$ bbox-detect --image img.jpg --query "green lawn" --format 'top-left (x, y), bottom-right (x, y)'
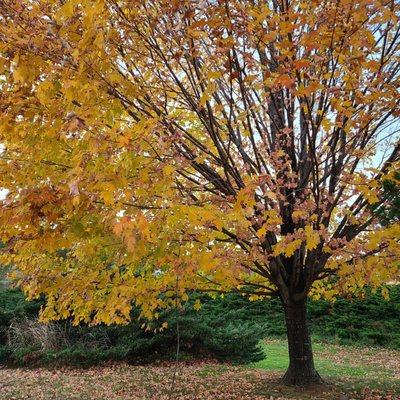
top-left (253, 339), bottom-right (400, 394)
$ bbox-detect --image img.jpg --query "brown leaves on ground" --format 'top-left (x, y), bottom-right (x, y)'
top-left (0, 361), bottom-right (398, 400)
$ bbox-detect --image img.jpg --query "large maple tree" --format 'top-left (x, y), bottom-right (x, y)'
top-left (0, 0), bottom-right (399, 385)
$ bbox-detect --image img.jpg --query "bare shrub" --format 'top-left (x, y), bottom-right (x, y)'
top-left (7, 318), bottom-right (70, 352)
top-left (7, 318), bottom-right (111, 353)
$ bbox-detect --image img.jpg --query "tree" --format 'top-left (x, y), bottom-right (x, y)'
top-left (372, 171), bottom-right (400, 224)
top-left (0, 0), bottom-right (399, 385)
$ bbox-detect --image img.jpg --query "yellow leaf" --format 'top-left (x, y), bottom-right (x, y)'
top-left (101, 190), bottom-right (114, 205)
top-left (161, 321), bottom-right (168, 330)
top-left (72, 195), bottom-right (80, 207)
top-left (182, 292), bottom-right (189, 302)
top-left (163, 165), bottom-right (175, 177)
top-left (381, 287), bottom-right (390, 301)
top-left (292, 210), bottom-right (307, 220)
top-left (199, 91), bottom-right (211, 107)
top-left (94, 31), bottom-right (104, 49)
top-left (284, 239), bottom-right (302, 257)
top-left (304, 225), bottom-right (320, 251)
top-left (257, 224), bottom-right (267, 238)
top-left (193, 299), bottom-right (202, 311)
top-left (56, 1), bottom-right (75, 21)
top-left (207, 70), bottom-right (223, 79)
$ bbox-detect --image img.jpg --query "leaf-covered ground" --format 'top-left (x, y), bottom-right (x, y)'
top-left (1, 340), bottom-right (399, 400)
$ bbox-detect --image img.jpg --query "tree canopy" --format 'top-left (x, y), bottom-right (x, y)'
top-left (0, 0), bottom-right (399, 328)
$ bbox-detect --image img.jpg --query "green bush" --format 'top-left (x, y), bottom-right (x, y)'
top-left (142, 293), bottom-right (267, 363)
top-left (1, 286), bottom-right (399, 367)
top-left (307, 286), bottom-right (400, 348)
top-left (237, 286), bottom-right (400, 349)
top-left (0, 291), bottom-right (267, 366)
top-left (93, 293), bottom-right (266, 364)
top-left (0, 345), bottom-right (8, 363)
top-left (41, 346), bottom-right (128, 367)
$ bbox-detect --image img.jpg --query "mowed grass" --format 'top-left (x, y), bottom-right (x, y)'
top-left (253, 339), bottom-right (400, 395)
top-left (1, 339), bottom-right (399, 400)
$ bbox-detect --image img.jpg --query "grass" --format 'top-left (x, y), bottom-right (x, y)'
top-left (1, 339), bottom-right (399, 399)
top-left (253, 338), bottom-right (400, 395)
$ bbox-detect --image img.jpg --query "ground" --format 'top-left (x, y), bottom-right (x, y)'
top-left (1, 339), bottom-right (399, 400)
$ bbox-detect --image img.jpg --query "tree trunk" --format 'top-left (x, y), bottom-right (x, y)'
top-left (282, 297), bottom-right (322, 385)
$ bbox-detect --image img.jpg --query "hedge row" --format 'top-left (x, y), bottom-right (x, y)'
top-left (0, 286), bottom-right (399, 366)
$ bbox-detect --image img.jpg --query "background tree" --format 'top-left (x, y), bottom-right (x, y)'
top-left (0, 0), bottom-right (399, 385)
top-left (372, 171), bottom-right (400, 224)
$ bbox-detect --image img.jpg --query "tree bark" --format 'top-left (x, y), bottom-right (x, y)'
top-left (282, 297), bottom-right (322, 385)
